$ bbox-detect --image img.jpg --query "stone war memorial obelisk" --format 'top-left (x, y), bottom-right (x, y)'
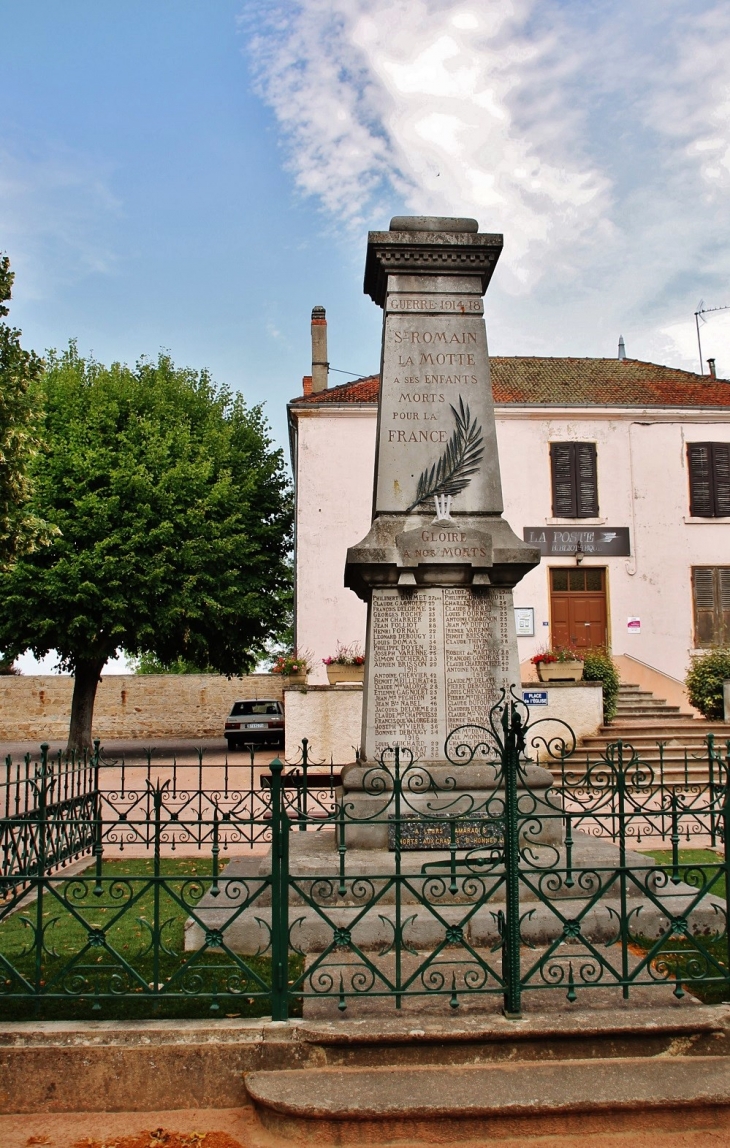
top-left (346, 216), bottom-right (540, 766)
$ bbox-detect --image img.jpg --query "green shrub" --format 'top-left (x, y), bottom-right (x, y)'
top-left (685, 650), bottom-right (730, 720)
top-left (582, 649), bottom-right (620, 724)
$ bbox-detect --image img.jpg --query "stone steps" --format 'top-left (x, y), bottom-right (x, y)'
top-left (584, 728), bottom-right (722, 742)
top-left (187, 833), bottom-right (713, 955)
top-left (613, 705), bottom-right (685, 716)
top-left (245, 1055), bottom-right (730, 1142)
top-left (611, 683), bottom-right (690, 720)
top-left (551, 683), bottom-right (730, 779)
top-left (187, 886), bottom-right (717, 955)
top-left (2, 1007), bottom-right (728, 1130)
top-left (296, 1010), bottom-right (730, 1060)
top-left (295, 1007), bottom-right (730, 1065)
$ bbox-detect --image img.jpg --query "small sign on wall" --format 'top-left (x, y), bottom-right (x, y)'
top-left (523, 527), bottom-right (631, 556)
top-left (627, 616), bottom-right (641, 634)
top-left (523, 690), bottom-right (549, 706)
top-left (514, 607), bottom-right (534, 636)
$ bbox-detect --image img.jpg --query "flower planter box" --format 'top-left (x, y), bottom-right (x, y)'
top-left (537, 661), bottom-right (584, 683)
top-left (326, 664), bottom-right (365, 685)
top-left (282, 672), bottom-right (308, 687)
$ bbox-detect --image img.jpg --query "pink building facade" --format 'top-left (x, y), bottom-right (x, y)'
top-left (288, 322), bottom-right (730, 693)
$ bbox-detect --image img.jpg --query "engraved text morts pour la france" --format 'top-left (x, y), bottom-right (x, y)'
top-left (345, 217), bottom-right (540, 765)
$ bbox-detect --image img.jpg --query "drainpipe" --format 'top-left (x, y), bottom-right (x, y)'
top-left (625, 422), bottom-right (640, 577)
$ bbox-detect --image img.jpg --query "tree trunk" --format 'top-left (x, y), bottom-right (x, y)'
top-left (67, 657), bottom-right (107, 755)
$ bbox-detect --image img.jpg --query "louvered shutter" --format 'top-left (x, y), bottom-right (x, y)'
top-left (720, 568), bottom-right (730, 645)
top-left (693, 567), bottom-right (717, 646)
top-left (688, 444), bottom-right (714, 517)
top-left (550, 443), bottom-right (576, 518)
top-left (712, 444), bottom-right (730, 516)
top-left (575, 442), bottom-right (599, 517)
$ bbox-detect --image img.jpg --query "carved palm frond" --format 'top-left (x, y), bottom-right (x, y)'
top-left (406, 397), bottom-right (484, 512)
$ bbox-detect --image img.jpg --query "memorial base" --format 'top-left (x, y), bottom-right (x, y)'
top-left (186, 831), bottom-right (710, 958)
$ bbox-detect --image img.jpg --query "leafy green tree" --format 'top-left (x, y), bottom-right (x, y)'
top-left (0, 344), bottom-right (293, 751)
top-left (0, 255), bottom-right (47, 565)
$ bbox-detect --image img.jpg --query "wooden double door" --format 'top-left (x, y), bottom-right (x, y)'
top-left (550, 567), bottom-right (607, 650)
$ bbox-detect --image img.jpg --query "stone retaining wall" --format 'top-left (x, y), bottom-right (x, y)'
top-left (0, 674), bottom-right (284, 741)
top-left (284, 680), bottom-right (604, 765)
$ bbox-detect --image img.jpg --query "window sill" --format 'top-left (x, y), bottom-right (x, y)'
top-left (545, 518), bottom-right (607, 526)
top-left (683, 516), bottom-right (730, 524)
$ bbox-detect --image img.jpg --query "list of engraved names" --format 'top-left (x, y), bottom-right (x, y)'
top-left (369, 587), bottom-right (515, 760)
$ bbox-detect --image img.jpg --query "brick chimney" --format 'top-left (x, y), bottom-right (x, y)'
top-left (311, 305), bottom-right (328, 393)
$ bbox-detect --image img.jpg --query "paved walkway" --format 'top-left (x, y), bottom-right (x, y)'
top-left (1, 1106), bottom-right (728, 1147)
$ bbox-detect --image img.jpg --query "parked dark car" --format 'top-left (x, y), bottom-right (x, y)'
top-left (224, 699), bottom-right (284, 750)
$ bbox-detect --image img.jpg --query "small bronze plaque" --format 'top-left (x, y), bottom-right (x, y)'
top-left (388, 814), bottom-right (503, 851)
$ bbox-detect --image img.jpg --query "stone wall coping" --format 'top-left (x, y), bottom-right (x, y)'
top-left (521, 681), bottom-right (602, 689)
top-left (5, 672), bottom-right (277, 684)
top-left (1, 1005), bottom-right (727, 1046)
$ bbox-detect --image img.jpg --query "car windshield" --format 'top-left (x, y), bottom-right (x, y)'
top-left (230, 701), bottom-right (281, 716)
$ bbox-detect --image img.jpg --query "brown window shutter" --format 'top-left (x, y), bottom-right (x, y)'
top-left (720, 568), bottom-right (730, 645)
top-left (575, 442), bottom-right (598, 517)
top-left (688, 443), bottom-right (714, 516)
top-left (693, 566), bottom-right (718, 646)
top-left (550, 442), bottom-right (576, 518)
top-left (712, 444), bottom-right (730, 516)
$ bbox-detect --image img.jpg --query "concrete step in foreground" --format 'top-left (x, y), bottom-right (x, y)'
top-left (245, 1056), bottom-right (730, 1142)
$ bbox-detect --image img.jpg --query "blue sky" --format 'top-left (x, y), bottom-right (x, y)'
top-left (3, 0), bottom-right (730, 670)
top-left (1, 1), bottom-right (385, 455)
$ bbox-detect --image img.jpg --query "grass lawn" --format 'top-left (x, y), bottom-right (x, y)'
top-left (639, 848), bottom-right (725, 888)
top-left (637, 847), bottom-right (729, 1003)
top-left (0, 857), bottom-right (302, 1021)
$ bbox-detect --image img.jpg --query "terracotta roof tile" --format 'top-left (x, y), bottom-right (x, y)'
top-left (290, 374), bottom-right (380, 406)
top-left (289, 359), bottom-right (730, 409)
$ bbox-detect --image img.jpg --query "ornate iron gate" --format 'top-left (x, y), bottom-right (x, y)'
top-left (273, 696), bottom-right (730, 1019)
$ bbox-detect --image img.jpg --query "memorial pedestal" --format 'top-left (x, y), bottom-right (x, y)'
top-left (338, 758), bottom-right (560, 850)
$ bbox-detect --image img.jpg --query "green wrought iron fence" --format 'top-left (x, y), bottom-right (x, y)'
top-left (0, 700), bottom-right (729, 1020)
top-left (1, 746), bottom-right (98, 894)
top-left (1, 739), bottom-right (339, 892)
top-left (0, 740), bottom-right (337, 1018)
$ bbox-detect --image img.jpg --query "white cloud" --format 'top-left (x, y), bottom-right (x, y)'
top-left (245, 0), bottom-right (730, 377)
top-left (246, 0), bottom-right (610, 291)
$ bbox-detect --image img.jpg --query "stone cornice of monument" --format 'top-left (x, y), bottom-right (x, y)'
top-left (364, 217), bottom-right (503, 308)
top-left (345, 215), bottom-right (539, 602)
top-left (344, 513), bottom-right (540, 600)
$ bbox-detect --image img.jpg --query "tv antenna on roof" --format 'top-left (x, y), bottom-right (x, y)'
top-left (695, 301), bottom-right (730, 374)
